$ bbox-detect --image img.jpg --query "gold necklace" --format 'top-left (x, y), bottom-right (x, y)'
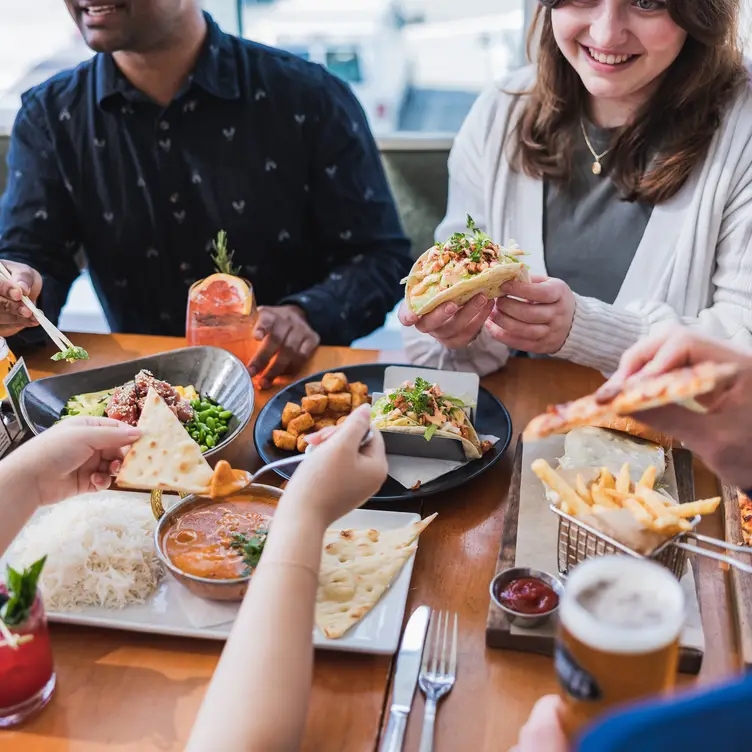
top-left (580, 118), bottom-right (610, 175)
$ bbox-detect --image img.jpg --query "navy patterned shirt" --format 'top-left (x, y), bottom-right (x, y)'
top-left (0, 14), bottom-right (411, 346)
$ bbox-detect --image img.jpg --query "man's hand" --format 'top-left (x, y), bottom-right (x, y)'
top-left (0, 260), bottom-right (43, 337)
top-left (596, 328), bottom-right (752, 489)
top-left (249, 305), bottom-right (320, 388)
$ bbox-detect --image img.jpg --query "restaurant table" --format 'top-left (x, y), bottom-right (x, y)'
top-left (0, 334), bottom-right (741, 752)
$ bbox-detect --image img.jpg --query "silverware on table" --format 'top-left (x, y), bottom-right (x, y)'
top-left (380, 605), bottom-right (431, 752)
top-left (418, 610), bottom-right (458, 752)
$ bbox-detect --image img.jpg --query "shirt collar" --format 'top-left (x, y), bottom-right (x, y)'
top-left (96, 13), bottom-right (241, 109)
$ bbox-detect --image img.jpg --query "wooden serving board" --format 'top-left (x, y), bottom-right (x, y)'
top-left (486, 436), bottom-right (704, 674)
top-left (721, 484), bottom-right (752, 668)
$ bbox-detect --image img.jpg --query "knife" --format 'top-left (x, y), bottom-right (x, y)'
top-left (380, 605), bottom-right (431, 752)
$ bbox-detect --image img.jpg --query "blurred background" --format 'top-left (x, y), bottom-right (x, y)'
top-left (0, 0), bottom-right (749, 348)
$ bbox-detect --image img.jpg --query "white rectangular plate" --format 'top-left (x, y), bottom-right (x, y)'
top-left (3, 506), bottom-right (422, 656)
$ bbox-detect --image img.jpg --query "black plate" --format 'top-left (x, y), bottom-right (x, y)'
top-left (20, 346), bottom-right (254, 459)
top-left (253, 363), bottom-right (513, 501)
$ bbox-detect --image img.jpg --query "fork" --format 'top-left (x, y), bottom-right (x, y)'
top-left (418, 610), bottom-right (458, 752)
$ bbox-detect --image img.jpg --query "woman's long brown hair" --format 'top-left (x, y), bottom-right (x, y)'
top-left (513, 1), bottom-right (748, 204)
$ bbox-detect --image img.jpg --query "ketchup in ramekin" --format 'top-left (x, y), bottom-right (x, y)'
top-left (498, 576), bottom-right (560, 615)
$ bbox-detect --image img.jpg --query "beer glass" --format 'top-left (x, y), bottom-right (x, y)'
top-left (555, 556), bottom-right (685, 740)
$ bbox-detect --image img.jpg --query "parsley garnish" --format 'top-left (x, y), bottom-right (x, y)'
top-left (210, 230), bottom-right (241, 276)
top-left (439, 215), bottom-right (494, 260)
top-left (229, 530), bottom-right (268, 574)
top-left (386, 377), bottom-right (432, 416)
top-left (1, 557), bottom-right (46, 628)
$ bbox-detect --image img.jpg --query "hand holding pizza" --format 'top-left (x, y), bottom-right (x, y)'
top-left (596, 328), bottom-right (752, 488)
top-left (484, 276), bottom-right (576, 354)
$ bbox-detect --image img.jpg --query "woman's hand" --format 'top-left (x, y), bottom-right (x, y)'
top-left (398, 294), bottom-right (495, 349)
top-left (8, 416), bottom-right (140, 507)
top-left (595, 328), bottom-right (752, 489)
top-left (509, 695), bottom-right (568, 752)
top-left (485, 276), bottom-right (576, 354)
top-left (282, 405), bottom-right (388, 527)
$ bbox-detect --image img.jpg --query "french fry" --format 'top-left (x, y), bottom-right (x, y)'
top-left (670, 498), bottom-right (721, 519)
top-left (635, 485), bottom-right (674, 519)
top-left (560, 501), bottom-right (574, 516)
top-left (616, 463), bottom-right (631, 494)
top-left (638, 465), bottom-right (658, 490)
top-left (650, 515), bottom-right (693, 536)
top-left (591, 486), bottom-right (620, 509)
top-left (531, 459), bottom-right (592, 516)
top-left (621, 497), bottom-right (654, 526)
top-left (576, 474), bottom-right (593, 505)
top-left (598, 468), bottom-right (615, 490)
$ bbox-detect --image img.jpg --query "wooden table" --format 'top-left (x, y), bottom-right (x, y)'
top-left (1, 334), bottom-right (741, 752)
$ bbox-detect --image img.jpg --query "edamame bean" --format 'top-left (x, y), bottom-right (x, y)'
top-left (219, 410), bottom-right (232, 420)
top-left (206, 416), bottom-right (216, 430)
top-left (205, 435), bottom-right (216, 448)
top-left (217, 426), bottom-right (228, 435)
top-left (200, 444), bottom-right (208, 452)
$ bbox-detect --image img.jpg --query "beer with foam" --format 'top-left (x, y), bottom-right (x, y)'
top-left (555, 556), bottom-right (685, 739)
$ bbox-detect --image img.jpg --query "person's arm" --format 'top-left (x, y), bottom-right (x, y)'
top-left (0, 461), bottom-right (39, 556)
top-left (187, 408), bottom-right (387, 752)
top-left (277, 75), bottom-right (412, 346)
top-left (0, 91), bottom-right (82, 346)
top-left (401, 87), bottom-right (511, 375)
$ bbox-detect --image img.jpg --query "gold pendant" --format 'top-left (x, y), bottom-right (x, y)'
top-left (592, 161), bottom-right (602, 176)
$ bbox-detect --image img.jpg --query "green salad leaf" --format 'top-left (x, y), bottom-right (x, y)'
top-left (51, 345), bottom-right (89, 363)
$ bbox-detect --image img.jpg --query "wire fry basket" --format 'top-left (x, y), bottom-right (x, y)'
top-left (551, 504), bottom-right (696, 580)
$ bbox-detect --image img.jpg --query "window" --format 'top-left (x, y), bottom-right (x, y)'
top-left (325, 48), bottom-right (363, 85)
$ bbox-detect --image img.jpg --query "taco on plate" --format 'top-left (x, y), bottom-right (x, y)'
top-left (371, 377), bottom-right (482, 460)
top-left (402, 215), bottom-right (530, 317)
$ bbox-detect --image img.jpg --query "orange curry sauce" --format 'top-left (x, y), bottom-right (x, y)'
top-left (162, 499), bottom-right (274, 580)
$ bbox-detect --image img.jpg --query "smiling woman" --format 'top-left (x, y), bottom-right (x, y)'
top-left (401, 0), bottom-right (752, 380)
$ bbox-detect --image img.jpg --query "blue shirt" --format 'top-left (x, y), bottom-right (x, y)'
top-left (579, 672), bottom-right (752, 751)
top-left (0, 14), bottom-right (411, 345)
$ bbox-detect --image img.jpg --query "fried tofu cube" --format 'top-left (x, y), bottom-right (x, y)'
top-left (296, 433), bottom-right (310, 453)
top-left (287, 412), bottom-right (314, 437)
top-left (348, 381), bottom-right (369, 397)
top-left (327, 392), bottom-right (352, 412)
top-left (301, 394), bottom-right (328, 415)
top-left (281, 402), bottom-right (302, 428)
top-left (336, 415), bottom-right (348, 426)
top-left (305, 381), bottom-right (325, 396)
top-left (272, 429), bottom-right (297, 451)
top-left (351, 392), bottom-right (370, 409)
top-left (313, 417), bottom-right (337, 431)
top-left (322, 372), bottom-right (348, 393)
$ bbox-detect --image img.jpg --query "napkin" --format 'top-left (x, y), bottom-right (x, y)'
top-left (172, 581), bottom-right (239, 629)
top-left (386, 434), bottom-right (500, 488)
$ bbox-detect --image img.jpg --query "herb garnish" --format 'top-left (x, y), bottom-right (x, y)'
top-left (1, 557), bottom-right (46, 628)
top-left (51, 345), bottom-right (89, 363)
top-left (210, 230), bottom-right (241, 276)
top-left (229, 530), bottom-right (268, 574)
top-left (383, 376), bottom-right (432, 416)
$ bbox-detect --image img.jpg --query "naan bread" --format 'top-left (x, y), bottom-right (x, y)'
top-left (116, 387), bottom-right (214, 495)
top-left (524, 362), bottom-right (739, 440)
top-left (316, 513), bottom-right (437, 639)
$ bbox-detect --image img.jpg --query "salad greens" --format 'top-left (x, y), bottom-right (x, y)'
top-left (51, 345), bottom-right (90, 363)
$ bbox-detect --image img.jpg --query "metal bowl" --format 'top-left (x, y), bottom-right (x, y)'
top-left (153, 484), bottom-right (282, 602)
top-left (489, 567), bottom-right (564, 629)
top-left (20, 345), bottom-right (253, 460)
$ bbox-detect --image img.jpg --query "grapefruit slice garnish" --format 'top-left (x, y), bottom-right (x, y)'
top-left (191, 273), bottom-right (252, 315)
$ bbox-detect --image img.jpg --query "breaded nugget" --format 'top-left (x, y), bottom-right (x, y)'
top-left (287, 412), bottom-right (315, 437)
top-left (305, 381), bottom-right (324, 396)
top-left (348, 381), bottom-right (369, 396)
top-left (272, 429), bottom-right (297, 451)
top-left (322, 372), bottom-right (348, 393)
top-left (351, 392), bottom-right (370, 408)
top-left (296, 433), bottom-right (310, 453)
top-left (313, 417), bottom-right (337, 431)
top-left (281, 402), bottom-right (302, 428)
top-left (327, 392), bottom-right (352, 412)
top-left (301, 394), bottom-right (328, 415)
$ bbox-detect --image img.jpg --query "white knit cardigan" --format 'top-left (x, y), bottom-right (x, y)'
top-left (402, 66), bottom-right (752, 376)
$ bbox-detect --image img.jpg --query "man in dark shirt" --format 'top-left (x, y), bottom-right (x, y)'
top-left (0, 1), bottom-right (411, 386)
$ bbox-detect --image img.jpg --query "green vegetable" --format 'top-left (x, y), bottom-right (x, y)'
top-left (229, 530), bottom-right (268, 574)
top-left (210, 230), bottom-right (241, 276)
top-left (383, 376), bottom-right (432, 416)
top-left (206, 416), bottom-right (216, 430)
top-left (424, 423), bottom-right (439, 441)
top-left (51, 345), bottom-right (90, 363)
top-left (200, 444), bottom-right (208, 452)
top-left (1, 557), bottom-right (46, 628)
top-left (205, 435), bottom-right (215, 448)
top-left (59, 388), bottom-right (115, 420)
top-left (219, 410), bottom-right (232, 421)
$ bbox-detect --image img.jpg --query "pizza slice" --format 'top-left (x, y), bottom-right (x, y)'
top-left (315, 513), bottom-right (437, 639)
top-left (524, 362), bottom-right (739, 441)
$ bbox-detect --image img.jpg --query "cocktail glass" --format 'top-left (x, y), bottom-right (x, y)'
top-left (0, 587), bottom-right (56, 728)
top-left (186, 275), bottom-right (259, 367)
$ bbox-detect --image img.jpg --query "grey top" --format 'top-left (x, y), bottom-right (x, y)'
top-left (543, 121), bottom-right (654, 305)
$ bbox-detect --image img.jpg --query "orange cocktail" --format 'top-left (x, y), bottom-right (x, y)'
top-left (186, 232), bottom-right (259, 366)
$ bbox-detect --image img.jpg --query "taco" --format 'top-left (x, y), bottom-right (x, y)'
top-left (402, 215), bottom-right (530, 317)
top-left (371, 377), bottom-right (482, 460)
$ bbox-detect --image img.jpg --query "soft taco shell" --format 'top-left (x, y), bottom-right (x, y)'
top-left (404, 251), bottom-right (531, 317)
top-left (375, 421), bottom-right (483, 460)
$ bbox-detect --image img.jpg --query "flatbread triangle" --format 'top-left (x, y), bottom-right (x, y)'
top-left (116, 386), bottom-right (214, 495)
top-left (523, 362), bottom-right (739, 441)
top-left (315, 513), bottom-right (437, 639)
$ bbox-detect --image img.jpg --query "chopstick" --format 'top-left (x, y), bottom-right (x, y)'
top-left (0, 261), bottom-right (75, 355)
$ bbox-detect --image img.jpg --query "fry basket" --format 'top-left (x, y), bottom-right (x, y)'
top-left (551, 505), bottom-right (698, 580)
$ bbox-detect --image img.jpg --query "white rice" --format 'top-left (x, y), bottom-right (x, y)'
top-left (7, 492), bottom-right (163, 611)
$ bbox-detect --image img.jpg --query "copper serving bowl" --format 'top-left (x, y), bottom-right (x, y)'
top-left (153, 485), bottom-right (282, 602)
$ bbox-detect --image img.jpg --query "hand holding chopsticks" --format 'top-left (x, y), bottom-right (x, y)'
top-left (0, 261), bottom-right (89, 363)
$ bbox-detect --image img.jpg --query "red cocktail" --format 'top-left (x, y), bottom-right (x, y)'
top-left (186, 231), bottom-right (259, 366)
top-left (0, 586), bottom-right (56, 727)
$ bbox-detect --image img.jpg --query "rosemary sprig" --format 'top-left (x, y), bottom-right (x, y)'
top-left (210, 231), bottom-right (241, 276)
